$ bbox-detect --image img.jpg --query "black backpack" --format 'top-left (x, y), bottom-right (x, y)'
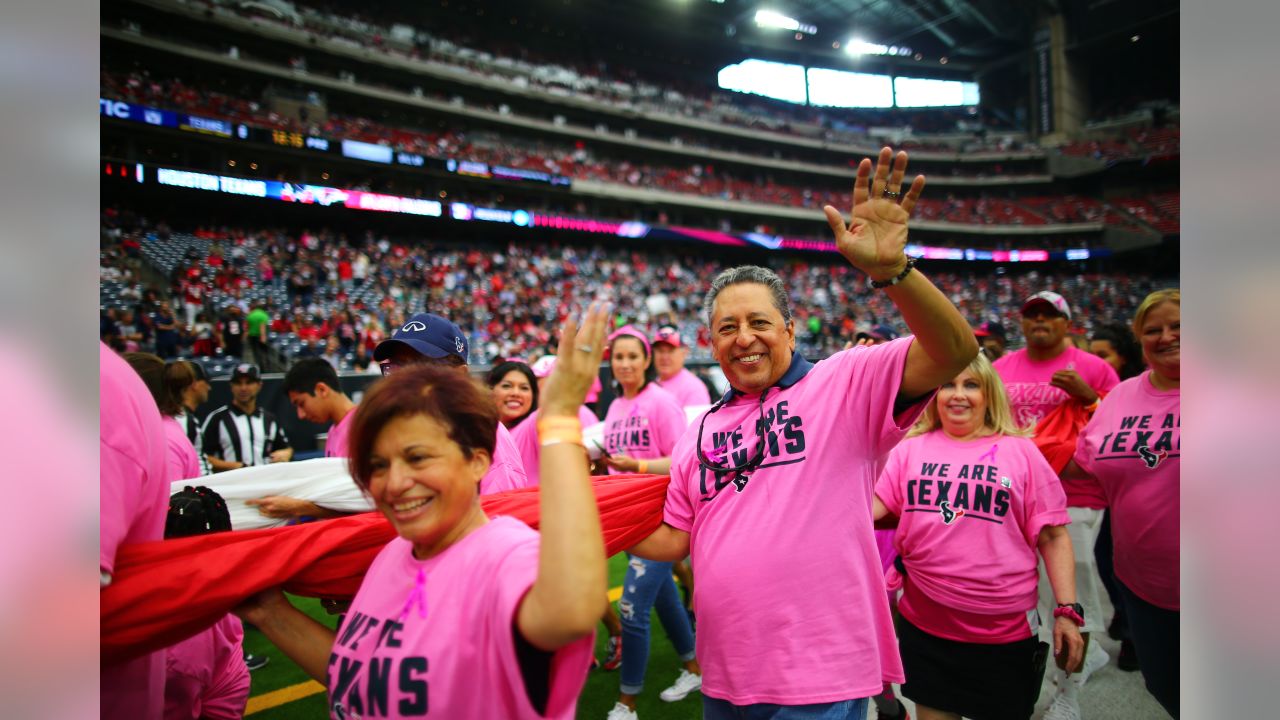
top-left (166, 485), bottom-right (233, 538)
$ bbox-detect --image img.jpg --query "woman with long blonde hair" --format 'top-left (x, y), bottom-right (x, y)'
top-left (873, 354), bottom-right (1083, 720)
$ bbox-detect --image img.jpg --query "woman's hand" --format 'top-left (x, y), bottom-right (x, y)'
top-left (823, 147), bottom-right (926, 283)
top-left (246, 495), bottom-right (315, 519)
top-left (602, 453), bottom-right (638, 473)
top-left (1053, 616), bottom-right (1086, 673)
top-left (540, 301), bottom-right (610, 418)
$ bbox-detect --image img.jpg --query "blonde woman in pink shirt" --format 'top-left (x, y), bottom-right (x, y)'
top-left (873, 353), bottom-right (1084, 720)
top-left (1062, 290), bottom-right (1180, 718)
top-left (232, 306), bottom-right (612, 719)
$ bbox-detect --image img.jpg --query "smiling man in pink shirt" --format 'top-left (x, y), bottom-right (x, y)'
top-left (629, 148), bottom-right (979, 718)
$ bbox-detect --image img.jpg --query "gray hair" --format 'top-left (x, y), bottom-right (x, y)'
top-left (702, 265), bottom-right (793, 326)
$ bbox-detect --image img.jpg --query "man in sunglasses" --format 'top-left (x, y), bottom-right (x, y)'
top-left (372, 312), bottom-right (529, 494)
top-left (630, 148), bottom-right (979, 719)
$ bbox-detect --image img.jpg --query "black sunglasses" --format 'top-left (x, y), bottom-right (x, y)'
top-left (695, 387), bottom-right (770, 474)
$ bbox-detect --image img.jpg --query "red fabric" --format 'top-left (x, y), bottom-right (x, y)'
top-left (1031, 398), bottom-right (1097, 474)
top-left (102, 474), bottom-right (668, 664)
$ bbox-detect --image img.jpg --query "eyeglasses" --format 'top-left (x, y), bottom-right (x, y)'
top-left (694, 388), bottom-right (770, 475)
top-left (379, 361), bottom-right (399, 376)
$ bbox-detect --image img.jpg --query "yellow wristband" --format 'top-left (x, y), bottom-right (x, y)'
top-left (637, 459), bottom-right (649, 474)
top-left (539, 429), bottom-right (584, 448)
top-left (541, 437), bottom-right (585, 449)
top-left (537, 416), bottom-right (583, 434)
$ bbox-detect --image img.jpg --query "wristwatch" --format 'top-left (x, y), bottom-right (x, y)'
top-left (1053, 602), bottom-right (1085, 626)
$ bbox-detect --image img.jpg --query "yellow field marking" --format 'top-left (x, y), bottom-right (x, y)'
top-left (245, 680), bottom-right (325, 715)
top-left (247, 584), bottom-right (629, 712)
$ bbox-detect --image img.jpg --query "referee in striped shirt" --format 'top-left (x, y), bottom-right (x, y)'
top-left (201, 363), bottom-right (293, 471)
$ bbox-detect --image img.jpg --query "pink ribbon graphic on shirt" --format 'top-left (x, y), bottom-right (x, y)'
top-left (401, 567), bottom-right (428, 621)
top-left (977, 443), bottom-right (999, 464)
top-left (704, 444), bottom-right (728, 465)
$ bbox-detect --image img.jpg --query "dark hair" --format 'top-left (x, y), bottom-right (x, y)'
top-left (1090, 323), bottom-right (1144, 380)
top-left (486, 361), bottom-right (539, 427)
top-left (703, 265), bottom-right (792, 326)
top-left (164, 361), bottom-right (196, 411)
top-left (347, 364), bottom-right (497, 491)
top-left (283, 357), bottom-right (342, 396)
top-left (123, 352), bottom-right (182, 416)
top-left (609, 334), bottom-right (657, 395)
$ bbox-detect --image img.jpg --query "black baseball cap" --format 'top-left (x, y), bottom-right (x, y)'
top-left (230, 363), bottom-right (261, 382)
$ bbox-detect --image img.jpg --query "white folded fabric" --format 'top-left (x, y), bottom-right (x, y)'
top-left (172, 458), bottom-right (374, 530)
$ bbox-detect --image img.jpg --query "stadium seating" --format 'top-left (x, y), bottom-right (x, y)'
top-left (100, 214), bottom-right (1174, 370)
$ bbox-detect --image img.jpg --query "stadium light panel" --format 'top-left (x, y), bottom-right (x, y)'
top-left (806, 67), bottom-right (894, 108)
top-left (893, 76), bottom-right (980, 107)
top-left (717, 59), bottom-right (808, 103)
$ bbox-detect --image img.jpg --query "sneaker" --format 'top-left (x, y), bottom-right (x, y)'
top-left (1117, 639), bottom-right (1140, 672)
top-left (605, 701), bottom-right (638, 720)
top-left (244, 653), bottom-right (270, 671)
top-left (658, 669), bottom-right (703, 702)
top-left (600, 635), bottom-right (622, 671)
top-left (1042, 689), bottom-right (1082, 720)
top-left (1078, 640), bottom-right (1109, 683)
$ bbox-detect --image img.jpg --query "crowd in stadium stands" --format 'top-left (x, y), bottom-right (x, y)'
top-left (102, 68), bottom-right (1176, 233)
top-left (100, 209), bottom-right (1172, 377)
top-left (1056, 125), bottom-right (1180, 164)
top-left (187, 0), bottom-right (1031, 148)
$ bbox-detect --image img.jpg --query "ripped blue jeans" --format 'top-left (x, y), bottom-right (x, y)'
top-left (618, 554), bottom-right (696, 695)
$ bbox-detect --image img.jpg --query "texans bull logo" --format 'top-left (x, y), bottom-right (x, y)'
top-left (939, 500), bottom-right (965, 525)
top-left (1137, 445), bottom-right (1168, 469)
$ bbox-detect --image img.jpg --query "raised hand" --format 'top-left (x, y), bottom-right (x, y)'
top-left (822, 146), bottom-right (926, 282)
top-left (540, 301), bottom-right (610, 418)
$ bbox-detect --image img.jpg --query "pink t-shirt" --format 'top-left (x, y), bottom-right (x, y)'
top-left (664, 338), bottom-right (926, 704)
top-left (482, 422), bottom-right (531, 493)
top-left (602, 383), bottom-right (687, 474)
top-left (327, 516), bottom-right (593, 719)
top-left (994, 346), bottom-right (1119, 507)
top-left (164, 614), bottom-right (250, 720)
top-left (508, 406), bottom-right (600, 487)
top-left (325, 407), bottom-right (357, 459)
top-left (875, 432), bottom-right (1070, 640)
top-left (101, 342), bottom-right (171, 720)
top-left (162, 415), bottom-right (201, 481)
top-left (658, 368), bottom-right (712, 409)
top-left (1074, 371), bottom-right (1180, 610)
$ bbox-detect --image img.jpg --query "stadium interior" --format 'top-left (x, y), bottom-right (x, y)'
top-left (100, 0), bottom-right (1179, 716)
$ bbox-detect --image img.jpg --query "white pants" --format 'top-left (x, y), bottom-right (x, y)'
top-left (1037, 506), bottom-right (1106, 635)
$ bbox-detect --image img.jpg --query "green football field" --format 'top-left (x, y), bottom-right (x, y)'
top-left (242, 553), bottom-right (704, 719)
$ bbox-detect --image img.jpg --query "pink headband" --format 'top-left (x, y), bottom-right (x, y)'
top-left (606, 325), bottom-right (651, 357)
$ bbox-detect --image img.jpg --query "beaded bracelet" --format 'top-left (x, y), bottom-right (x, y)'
top-left (869, 257), bottom-right (917, 289)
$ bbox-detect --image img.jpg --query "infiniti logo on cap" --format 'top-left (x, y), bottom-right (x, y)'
top-left (403, 320), bottom-right (427, 332)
